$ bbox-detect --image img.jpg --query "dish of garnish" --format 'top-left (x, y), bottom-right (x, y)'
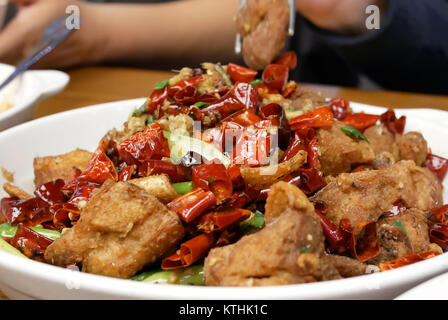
top-left (0, 54), bottom-right (447, 299)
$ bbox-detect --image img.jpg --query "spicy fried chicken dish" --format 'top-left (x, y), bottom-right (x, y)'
top-left (1, 53), bottom-right (447, 286)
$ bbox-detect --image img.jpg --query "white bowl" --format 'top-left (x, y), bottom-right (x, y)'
top-left (0, 99), bottom-right (446, 300)
top-left (395, 272), bottom-right (448, 300)
top-left (0, 63), bottom-right (69, 131)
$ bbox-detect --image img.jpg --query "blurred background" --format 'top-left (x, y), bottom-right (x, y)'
top-left (1, 0), bottom-right (447, 95)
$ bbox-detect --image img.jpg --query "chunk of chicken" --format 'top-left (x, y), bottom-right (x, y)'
top-left (317, 121), bottom-right (375, 176)
top-left (369, 208), bottom-right (442, 264)
top-left (364, 124), bottom-right (428, 166)
top-left (128, 175), bottom-right (179, 204)
top-left (204, 182), bottom-right (341, 286)
top-left (45, 180), bottom-right (184, 279)
top-left (236, 0), bottom-right (290, 70)
top-left (311, 160), bottom-right (443, 227)
top-left (33, 149), bottom-right (92, 187)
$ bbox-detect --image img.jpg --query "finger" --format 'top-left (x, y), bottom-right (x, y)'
top-left (0, 19), bottom-right (28, 64)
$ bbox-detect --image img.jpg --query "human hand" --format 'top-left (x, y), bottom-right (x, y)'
top-left (296, 0), bottom-right (385, 35)
top-left (0, 0), bottom-right (107, 68)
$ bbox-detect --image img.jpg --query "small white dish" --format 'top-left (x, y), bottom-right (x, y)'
top-left (0, 99), bottom-right (446, 300)
top-left (0, 63), bottom-right (69, 131)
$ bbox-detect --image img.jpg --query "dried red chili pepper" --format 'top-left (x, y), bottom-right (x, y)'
top-left (201, 82), bottom-right (258, 119)
top-left (196, 208), bottom-right (251, 233)
top-left (262, 64), bottom-right (289, 91)
top-left (378, 251), bottom-right (441, 271)
top-left (64, 149), bottom-right (118, 193)
top-left (148, 87), bottom-right (168, 116)
top-left (118, 164), bottom-right (137, 182)
top-left (167, 75), bottom-right (204, 98)
top-left (314, 208), bottom-right (346, 253)
top-left (161, 233), bottom-right (215, 270)
top-left (118, 123), bottom-right (170, 172)
top-left (10, 224), bottom-right (53, 261)
top-left (287, 169), bottom-right (327, 195)
top-left (173, 85), bottom-right (198, 105)
top-left (429, 222), bottom-right (448, 250)
top-left (192, 162), bottom-right (233, 203)
top-left (142, 160), bottom-right (187, 182)
top-left (67, 181), bottom-right (100, 206)
top-left (428, 204), bottom-right (448, 224)
top-left (34, 179), bottom-right (67, 206)
top-left (380, 109), bottom-right (406, 134)
top-left (227, 63), bottom-right (258, 83)
top-left (1, 197), bottom-right (53, 227)
top-left (52, 202), bottom-right (81, 229)
top-left (289, 107), bottom-right (334, 131)
top-left (342, 113), bottom-right (380, 132)
top-left (274, 51), bottom-right (298, 70)
top-left (340, 219), bottom-right (381, 262)
top-left (227, 187), bottom-right (259, 208)
top-left (223, 109), bottom-right (261, 127)
top-left (426, 153), bottom-right (448, 182)
top-left (167, 188), bottom-right (217, 223)
top-left (383, 200), bottom-right (408, 217)
top-left (282, 81), bottom-right (297, 98)
top-left (329, 98), bottom-right (350, 121)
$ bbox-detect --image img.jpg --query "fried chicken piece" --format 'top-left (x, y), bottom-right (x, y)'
top-left (364, 124), bottom-right (399, 160)
top-left (236, 0), bottom-right (290, 70)
top-left (128, 175), bottom-right (179, 204)
top-left (324, 255), bottom-right (367, 278)
top-left (396, 132), bottom-right (428, 166)
top-left (204, 182), bottom-right (341, 286)
top-left (364, 124), bottom-right (428, 166)
top-left (2, 183), bottom-right (33, 200)
top-left (317, 121), bottom-right (375, 176)
top-left (311, 161), bottom-right (443, 227)
top-left (369, 208), bottom-right (442, 264)
top-left (45, 180), bottom-right (184, 279)
top-left (33, 149), bottom-right (92, 187)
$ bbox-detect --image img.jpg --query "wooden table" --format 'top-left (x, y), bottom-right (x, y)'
top-left (34, 66), bottom-right (448, 119)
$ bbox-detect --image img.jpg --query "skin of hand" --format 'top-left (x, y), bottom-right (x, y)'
top-left (0, 0), bottom-right (240, 69)
top-left (296, 0), bottom-right (386, 35)
top-left (0, 0), bottom-right (107, 68)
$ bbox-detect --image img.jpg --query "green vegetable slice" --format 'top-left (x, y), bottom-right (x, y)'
top-left (0, 223), bottom-right (61, 240)
top-left (164, 131), bottom-right (231, 168)
top-left (0, 238), bottom-right (26, 258)
top-left (240, 210), bottom-right (265, 231)
top-left (172, 181), bottom-right (194, 195)
top-left (250, 79), bottom-right (263, 87)
top-left (147, 114), bottom-right (154, 124)
top-left (193, 102), bottom-right (210, 109)
top-left (132, 265), bottom-right (204, 285)
top-left (341, 125), bottom-right (370, 143)
top-left (154, 79), bottom-right (169, 90)
top-left (392, 219), bottom-right (408, 235)
top-left (132, 104), bottom-right (148, 117)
